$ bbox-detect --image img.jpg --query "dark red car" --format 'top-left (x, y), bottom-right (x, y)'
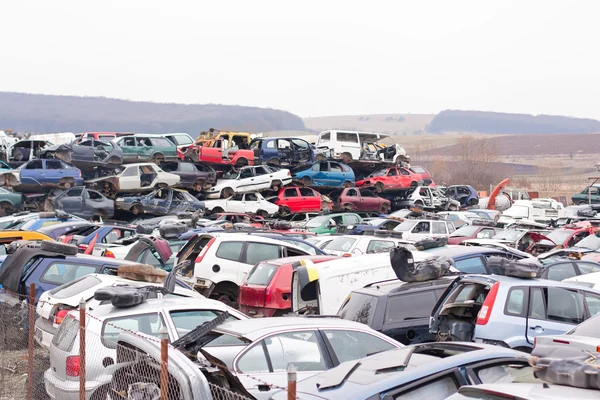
top-left (410, 165), bottom-right (435, 186)
top-left (272, 186), bottom-right (321, 214)
top-left (356, 166), bottom-right (423, 192)
top-left (330, 187), bottom-right (391, 213)
top-left (238, 255), bottom-right (339, 317)
top-left (447, 225), bottom-right (504, 244)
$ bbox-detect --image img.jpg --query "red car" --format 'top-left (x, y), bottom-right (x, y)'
top-left (273, 186), bottom-right (321, 214)
top-left (447, 225), bottom-right (504, 245)
top-left (184, 141), bottom-right (254, 167)
top-left (238, 255), bottom-right (339, 317)
top-left (410, 165), bottom-right (435, 186)
top-left (532, 223), bottom-right (596, 253)
top-left (331, 187), bottom-right (391, 213)
top-left (356, 166), bottom-right (423, 192)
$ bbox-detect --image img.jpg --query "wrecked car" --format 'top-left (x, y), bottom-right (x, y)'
top-left (14, 159), bottom-right (84, 192)
top-left (0, 187), bottom-right (24, 215)
top-left (356, 166), bottom-right (423, 193)
top-left (249, 137), bottom-right (315, 165)
top-left (194, 138), bottom-right (254, 167)
top-left (294, 160), bottom-right (355, 188)
top-left (48, 186), bottom-right (115, 218)
top-left (40, 139), bottom-right (123, 173)
top-left (330, 187), bottom-right (391, 213)
top-left (394, 185), bottom-right (460, 211)
top-left (115, 187), bottom-right (204, 215)
top-left (314, 130), bottom-right (409, 164)
top-left (85, 163), bottom-right (181, 198)
top-left (160, 161), bottom-right (217, 191)
top-left (113, 134), bottom-right (179, 164)
top-left (205, 165), bottom-right (292, 199)
top-left (8, 139), bottom-right (51, 162)
top-left (463, 229), bottom-right (555, 254)
top-left (204, 192), bottom-right (279, 217)
top-left (443, 185), bottom-right (479, 207)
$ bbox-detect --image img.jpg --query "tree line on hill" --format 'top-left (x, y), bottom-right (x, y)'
top-left (0, 92), bottom-right (305, 136)
top-left (427, 110), bottom-right (600, 134)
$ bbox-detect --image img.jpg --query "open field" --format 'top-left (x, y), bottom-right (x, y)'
top-left (302, 113), bottom-right (435, 135)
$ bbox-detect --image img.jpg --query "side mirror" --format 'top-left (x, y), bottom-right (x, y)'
top-left (476, 232), bottom-right (486, 239)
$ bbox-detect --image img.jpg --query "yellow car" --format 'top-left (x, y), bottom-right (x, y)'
top-left (0, 230), bottom-right (53, 243)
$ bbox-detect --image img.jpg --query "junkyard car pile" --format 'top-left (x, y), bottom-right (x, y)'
top-left (1, 128), bottom-right (600, 399)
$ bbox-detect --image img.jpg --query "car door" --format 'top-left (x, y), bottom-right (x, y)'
top-left (20, 159), bottom-right (44, 186)
top-left (144, 188), bottom-right (172, 214)
top-left (44, 159), bottom-right (66, 185)
top-left (312, 161), bottom-right (328, 186)
top-left (299, 188), bottom-right (319, 212)
top-left (329, 162), bottom-right (345, 186)
top-left (117, 166), bottom-right (140, 191)
top-left (431, 221), bottom-right (448, 238)
top-left (136, 137), bottom-right (153, 161)
top-left (237, 167), bottom-right (255, 192)
top-left (254, 166), bottom-right (272, 191)
top-left (234, 329), bottom-right (329, 399)
top-left (526, 286), bottom-right (586, 345)
top-left (118, 137), bottom-right (138, 162)
top-left (283, 187), bottom-right (301, 211)
top-left (56, 188), bottom-right (85, 215)
top-left (73, 139), bottom-right (96, 164)
top-left (359, 189), bottom-right (379, 211)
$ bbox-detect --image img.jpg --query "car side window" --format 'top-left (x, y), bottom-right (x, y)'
top-left (531, 287), bottom-right (585, 324)
top-left (387, 168), bottom-right (397, 176)
top-left (26, 160), bottom-right (43, 169)
top-left (454, 257), bottom-right (486, 274)
top-left (546, 263), bottom-right (577, 281)
top-left (583, 292), bottom-right (600, 317)
top-left (329, 163), bottom-right (343, 172)
top-left (345, 215), bottom-right (360, 224)
top-left (366, 240), bottom-right (395, 253)
top-left (505, 287), bottom-right (526, 316)
top-left (121, 167), bottom-right (137, 177)
top-left (399, 168), bottom-right (410, 176)
top-left (239, 169), bottom-right (253, 179)
top-left (245, 193), bottom-right (258, 202)
top-left (323, 330), bottom-right (395, 364)
top-left (576, 262), bottom-right (600, 275)
top-left (361, 190), bottom-right (376, 197)
top-left (244, 243), bottom-right (280, 265)
top-left (346, 189), bottom-right (358, 197)
top-left (284, 188), bottom-right (298, 197)
top-left (432, 222), bottom-right (447, 234)
top-left (102, 313), bottom-right (164, 348)
top-left (87, 190), bottom-right (103, 200)
top-left (385, 291), bottom-right (438, 323)
top-left (102, 229), bottom-right (122, 244)
top-left (179, 163), bottom-right (195, 173)
top-left (169, 310), bottom-right (235, 338)
top-left (447, 223), bottom-right (455, 233)
top-left (299, 188), bottom-right (315, 197)
top-left (478, 229), bottom-right (495, 239)
top-left (413, 221), bottom-right (430, 233)
top-left (66, 188), bottom-right (84, 197)
top-left (215, 241), bottom-right (244, 262)
top-left (42, 263), bottom-right (97, 285)
top-left (392, 375), bottom-right (459, 400)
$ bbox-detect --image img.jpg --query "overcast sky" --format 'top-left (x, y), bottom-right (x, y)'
top-left (1, 1), bottom-right (599, 119)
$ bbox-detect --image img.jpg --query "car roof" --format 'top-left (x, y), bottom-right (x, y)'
top-left (425, 245), bottom-right (505, 258)
top-left (213, 317), bottom-right (372, 341)
top-left (261, 255), bottom-right (338, 266)
top-left (294, 343), bottom-right (526, 395)
top-left (462, 273), bottom-right (600, 291)
top-left (120, 163), bottom-right (159, 167)
top-left (360, 276), bottom-right (456, 295)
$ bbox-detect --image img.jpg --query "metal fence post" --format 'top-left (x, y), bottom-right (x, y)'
top-left (79, 298), bottom-right (86, 400)
top-left (160, 327), bottom-right (169, 400)
top-left (27, 283), bottom-right (35, 400)
top-left (287, 364), bottom-right (296, 400)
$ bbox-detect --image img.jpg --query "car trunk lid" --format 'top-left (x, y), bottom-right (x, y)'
top-left (49, 314), bottom-right (81, 381)
top-left (239, 262), bottom-right (281, 311)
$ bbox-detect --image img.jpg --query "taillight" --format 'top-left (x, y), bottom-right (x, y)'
top-left (78, 244), bottom-right (88, 252)
top-left (66, 356), bottom-right (81, 377)
top-left (104, 250), bottom-right (115, 258)
top-left (553, 339), bottom-right (570, 345)
top-left (54, 309), bottom-right (70, 325)
top-left (342, 253), bottom-right (352, 257)
top-left (264, 287), bottom-right (271, 306)
top-left (195, 238), bottom-right (216, 263)
top-left (287, 171), bottom-right (291, 176)
top-left (476, 282), bottom-right (500, 325)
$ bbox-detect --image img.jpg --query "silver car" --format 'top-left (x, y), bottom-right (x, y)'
top-left (429, 274), bottom-right (600, 351)
top-left (44, 296), bottom-right (247, 400)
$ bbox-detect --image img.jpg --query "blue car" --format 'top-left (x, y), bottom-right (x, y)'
top-left (17, 159), bottom-right (84, 192)
top-left (116, 188), bottom-right (204, 215)
top-left (19, 215), bottom-right (85, 231)
top-left (443, 185), bottom-right (479, 207)
top-left (249, 137), bottom-right (314, 165)
top-left (294, 160), bottom-right (355, 187)
top-left (55, 224), bottom-right (137, 249)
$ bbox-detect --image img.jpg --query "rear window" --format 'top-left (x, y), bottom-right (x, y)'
top-left (385, 290), bottom-right (440, 323)
top-left (337, 132), bottom-right (359, 143)
top-left (51, 315), bottom-right (79, 352)
top-left (567, 314), bottom-right (600, 338)
top-left (246, 263), bottom-right (279, 286)
top-left (41, 263), bottom-right (97, 285)
top-left (325, 237), bottom-right (357, 252)
top-left (338, 293), bottom-right (378, 325)
top-left (48, 275), bottom-right (102, 299)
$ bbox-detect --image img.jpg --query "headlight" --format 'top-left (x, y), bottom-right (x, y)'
top-left (116, 198), bottom-right (124, 201)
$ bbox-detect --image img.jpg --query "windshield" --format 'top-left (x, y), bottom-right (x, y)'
top-left (574, 234), bottom-right (600, 251)
top-left (324, 237), bottom-right (357, 252)
top-left (368, 169), bottom-right (387, 178)
top-left (305, 215), bottom-right (329, 228)
top-left (503, 205), bottom-right (529, 219)
top-left (393, 220), bottom-right (418, 232)
top-left (221, 170), bottom-right (239, 179)
top-left (450, 225), bottom-right (480, 237)
top-left (544, 229), bottom-right (571, 245)
top-left (492, 230), bottom-right (523, 241)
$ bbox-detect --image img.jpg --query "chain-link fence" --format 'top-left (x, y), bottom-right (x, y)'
top-left (0, 287), bottom-right (296, 400)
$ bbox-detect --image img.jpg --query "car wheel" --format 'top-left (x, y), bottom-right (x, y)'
top-left (343, 204), bottom-right (354, 212)
top-left (270, 180), bottom-right (282, 191)
top-left (0, 201), bottom-right (13, 217)
top-left (380, 204), bottom-right (390, 214)
top-left (343, 180), bottom-right (353, 188)
top-left (157, 182), bottom-right (169, 189)
top-left (152, 154), bottom-right (165, 165)
top-left (215, 294), bottom-right (238, 309)
top-left (257, 209), bottom-right (269, 218)
top-left (212, 207), bottom-right (224, 214)
top-left (448, 203), bottom-right (459, 211)
top-left (103, 183), bottom-right (117, 198)
top-left (280, 206), bottom-right (291, 217)
top-left (235, 158), bottom-right (249, 168)
top-left (132, 205), bottom-right (143, 215)
top-left (302, 177), bottom-right (312, 186)
top-left (59, 178), bottom-right (73, 189)
top-left (268, 158), bottom-right (280, 166)
top-left (342, 152), bottom-right (352, 163)
top-left (221, 187), bottom-right (234, 199)
top-left (193, 180), bottom-right (204, 192)
top-left (40, 240), bottom-right (78, 256)
top-left (375, 182), bottom-right (385, 193)
top-left (414, 200), bottom-right (424, 209)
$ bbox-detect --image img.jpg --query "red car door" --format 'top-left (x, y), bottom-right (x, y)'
top-left (399, 168), bottom-right (412, 188)
top-left (299, 187), bottom-right (321, 212)
top-left (360, 189), bottom-right (379, 211)
top-left (282, 187), bottom-right (301, 212)
top-left (386, 167), bottom-right (400, 188)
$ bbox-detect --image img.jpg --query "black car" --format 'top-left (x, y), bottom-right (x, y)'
top-left (161, 161), bottom-right (217, 191)
top-left (338, 277), bottom-right (454, 345)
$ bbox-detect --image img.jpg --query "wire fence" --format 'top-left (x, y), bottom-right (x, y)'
top-left (0, 287), bottom-right (294, 400)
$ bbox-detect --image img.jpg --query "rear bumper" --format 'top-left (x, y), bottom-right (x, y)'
top-left (44, 369), bottom-right (100, 400)
top-left (239, 306), bottom-right (287, 318)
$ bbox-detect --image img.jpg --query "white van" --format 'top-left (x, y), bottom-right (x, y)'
top-left (315, 130), bottom-right (408, 163)
top-left (499, 199), bottom-right (565, 225)
top-left (291, 250), bottom-right (437, 315)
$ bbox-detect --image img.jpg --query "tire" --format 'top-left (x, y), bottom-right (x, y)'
top-left (315, 154), bottom-right (326, 162)
top-left (212, 207), bottom-right (224, 214)
top-left (342, 180), bottom-right (353, 188)
top-left (235, 158), bottom-right (249, 168)
top-left (280, 206), bottom-right (291, 216)
top-left (375, 182), bottom-right (385, 193)
top-left (40, 240), bottom-right (78, 256)
top-left (193, 180), bottom-right (205, 192)
top-left (414, 200), bottom-right (424, 208)
top-left (302, 177), bottom-right (312, 186)
top-left (409, 181), bottom-right (418, 190)
top-left (131, 205), bottom-right (143, 215)
top-left (221, 187), bottom-right (234, 199)
top-left (151, 154), bottom-right (164, 165)
top-left (343, 204), bottom-right (354, 212)
top-left (215, 294), bottom-right (238, 309)
top-left (268, 158), bottom-right (280, 166)
top-left (59, 178), bottom-right (73, 189)
top-left (103, 183), bottom-right (117, 198)
top-left (156, 182), bottom-right (169, 189)
top-left (141, 180), bottom-right (151, 187)
top-left (257, 209), bottom-right (269, 218)
top-left (0, 201), bottom-right (13, 217)
top-left (270, 180), bottom-right (282, 191)
top-left (380, 204), bottom-right (390, 214)
top-left (448, 203), bottom-right (459, 211)
top-left (342, 152), bottom-right (352, 163)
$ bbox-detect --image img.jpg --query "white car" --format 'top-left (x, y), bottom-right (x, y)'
top-left (533, 314), bottom-right (600, 356)
top-left (85, 163), bottom-right (180, 196)
top-left (564, 270), bottom-right (600, 289)
top-left (175, 233), bottom-right (311, 305)
top-left (322, 234), bottom-right (413, 257)
top-left (446, 383), bottom-right (600, 400)
top-left (393, 218), bottom-right (456, 241)
top-left (204, 191), bottom-right (279, 217)
top-left (34, 272), bottom-right (204, 348)
top-left (205, 165), bottom-right (292, 199)
top-left (437, 211), bottom-right (482, 227)
top-left (44, 295), bottom-right (247, 400)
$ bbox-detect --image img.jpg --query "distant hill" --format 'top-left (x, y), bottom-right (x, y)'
top-left (303, 114), bottom-right (434, 135)
top-left (0, 92), bottom-right (305, 136)
top-left (428, 110), bottom-right (600, 134)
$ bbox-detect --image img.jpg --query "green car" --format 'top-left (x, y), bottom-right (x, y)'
top-left (113, 134), bottom-right (178, 164)
top-left (0, 187), bottom-right (24, 215)
top-left (572, 185), bottom-right (600, 205)
top-left (304, 212), bottom-right (363, 234)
